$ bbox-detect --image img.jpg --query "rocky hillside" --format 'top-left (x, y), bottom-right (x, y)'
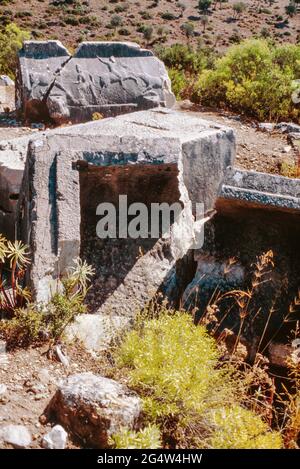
top-left (1, 0), bottom-right (299, 50)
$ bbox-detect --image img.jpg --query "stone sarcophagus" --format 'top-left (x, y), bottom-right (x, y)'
top-left (16, 41), bottom-right (175, 125)
top-left (17, 109), bottom-right (235, 319)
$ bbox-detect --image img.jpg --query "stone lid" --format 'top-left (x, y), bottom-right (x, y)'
top-left (19, 40), bottom-right (71, 59)
top-left (74, 41), bottom-right (154, 58)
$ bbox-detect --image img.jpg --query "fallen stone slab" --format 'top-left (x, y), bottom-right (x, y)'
top-left (46, 373), bottom-right (141, 448)
top-left (183, 166), bottom-right (300, 357)
top-left (268, 342), bottom-right (292, 368)
top-left (287, 133), bottom-right (300, 149)
top-left (17, 41), bottom-right (175, 124)
top-left (258, 123), bottom-right (275, 132)
top-left (0, 424), bottom-right (32, 448)
top-left (275, 122), bottom-right (300, 134)
top-left (220, 168), bottom-right (300, 212)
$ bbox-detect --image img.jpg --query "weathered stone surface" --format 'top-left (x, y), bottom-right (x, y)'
top-left (183, 167), bottom-right (300, 352)
top-left (221, 167), bottom-right (300, 212)
top-left (18, 108), bottom-right (235, 310)
top-left (182, 253), bottom-right (245, 311)
top-left (66, 314), bottom-right (132, 352)
top-left (17, 41), bottom-right (175, 124)
top-left (46, 373), bottom-right (141, 448)
top-left (0, 127), bottom-right (64, 239)
top-left (258, 122), bottom-right (300, 135)
top-left (0, 135), bottom-right (32, 238)
top-left (42, 424), bottom-right (67, 449)
top-left (258, 123), bottom-right (275, 132)
top-left (16, 40), bottom-right (71, 122)
top-left (0, 76), bottom-right (14, 87)
top-left (0, 75), bottom-right (15, 112)
top-left (268, 342), bottom-right (292, 368)
top-left (0, 424), bottom-right (32, 448)
top-left (275, 122), bottom-right (300, 134)
top-left (0, 383), bottom-right (7, 398)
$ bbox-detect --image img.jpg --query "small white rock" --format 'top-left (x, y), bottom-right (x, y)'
top-left (258, 123), bottom-right (274, 132)
top-left (34, 368), bottom-right (51, 385)
top-left (0, 424), bottom-right (32, 448)
top-left (42, 425), bottom-right (68, 449)
top-left (0, 384), bottom-right (7, 395)
top-left (282, 145), bottom-right (292, 153)
top-left (55, 345), bottom-right (70, 368)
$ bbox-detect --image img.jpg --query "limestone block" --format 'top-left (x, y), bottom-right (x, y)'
top-left (16, 41), bottom-right (175, 124)
top-left (18, 108), bottom-right (235, 311)
top-left (46, 373), bottom-right (141, 448)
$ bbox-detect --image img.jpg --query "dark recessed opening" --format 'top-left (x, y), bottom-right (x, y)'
top-left (78, 162), bottom-right (181, 312)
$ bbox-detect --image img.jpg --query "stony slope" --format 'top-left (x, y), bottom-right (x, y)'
top-left (1, 0), bottom-right (299, 50)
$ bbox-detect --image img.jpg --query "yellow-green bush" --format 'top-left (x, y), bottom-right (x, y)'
top-left (194, 39), bottom-right (300, 121)
top-left (111, 424), bottom-right (161, 449)
top-left (0, 23), bottom-right (30, 78)
top-left (157, 43), bottom-right (216, 100)
top-left (156, 43), bottom-right (215, 74)
top-left (167, 68), bottom-right (187, 100)
top-left (115, 313), bottom-right (282, 448)
top-left (210, 406), bottom-right (282, 449)
top-left (116, 314), bottom-right (229, 414)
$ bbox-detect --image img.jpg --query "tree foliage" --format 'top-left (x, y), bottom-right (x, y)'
top-left (0, 23), bottom-right (30, 78)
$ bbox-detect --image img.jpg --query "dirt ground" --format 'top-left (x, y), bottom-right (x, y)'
top-left (185, 106), bottom-right (299, 175)
top-left (2, 106), bottom-right (298, 176)
top-left (0, 341), bottom-right (106, 448)
top-left (3, 0), bottom-right (300, 50)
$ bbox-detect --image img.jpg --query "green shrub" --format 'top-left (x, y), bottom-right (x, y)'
top-left (279, 161), bottom-right (299, 178)
top-left (0, 258), bottom-right (94, 347)
top-left (156, 43), bottom-right (215, 74)
top-left (157, 43), bottom-right (216, 100)
top-left (181, 22), bottom-right (194, 39)
top-left (64, 15), bottom-right (79, 25)
top-left (168, 68), bottom-right (187, 99)
top-left (194, 39), bottom-right (300, 121)
top-left (115, 313), bottom-right (282, 448)
top-left (111, 424), bottom-right (161, 449)
top-left (118, 28), bottom-right (131, 36)
top-left (110, 14), bottom-right (123, 28)
top-left (0, 23), bottom-right (30, 78)
top-left (210, 406), bottom-right (283, 449)
top-left (116, 314), bottom-right (226, 413)
top-left (198, 0), bottom-right (212, 13)
top-left (0, 306), bottom-right (45, 347)
top-left (161, 12), bottom-right (176, 20)
top-left (232, 1), bottom-right (247, 17)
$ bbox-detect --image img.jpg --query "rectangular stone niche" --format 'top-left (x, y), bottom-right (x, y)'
top-left (17, 109), bottom-right (235, 315)
top-left (79, 162), bottom-right (181, 313)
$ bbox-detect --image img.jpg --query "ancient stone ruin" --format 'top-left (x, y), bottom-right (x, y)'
top-left (0, 40), bottom-right (299, 359)
top-left (11, 106), bottom-right (299, 354)
top-left (17, 109), bottom-right (235, 312)
top-left (16, 41), bottom-right (175, 124)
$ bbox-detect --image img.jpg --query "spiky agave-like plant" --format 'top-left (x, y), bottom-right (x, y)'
top-left (62, 257), bottom-right (95, 299)
top-left (0, 235), bottom-right (31, 317)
